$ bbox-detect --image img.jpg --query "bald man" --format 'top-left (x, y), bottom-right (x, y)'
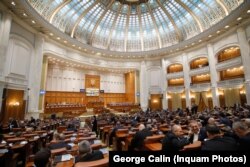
top-left (162, 125), bottom-right (190, 152)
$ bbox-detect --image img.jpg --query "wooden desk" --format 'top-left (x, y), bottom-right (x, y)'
top-left (56, 153), bottom-right (109, 167)
top-left (144, 143), bottom-right (162, 151)
top-left (182, 141), bottom-right (201, 151)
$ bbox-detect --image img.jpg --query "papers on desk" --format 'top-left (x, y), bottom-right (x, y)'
top-left (93, 140), bottom-right (101, 144)
top-left (99, 148), bottom-right (108, 154)
top-left (0, 149), bottom-right (8, 154)
top-left (54, 154), bottom-right (72, 163)
top-left (20, 141), bottom-right (28, 145)
top-left (34, 136), bottom-right (39, 139)
top-left (68, 143), bottom-right (75, 147)
top-left (61, 154), bottom-right (72, 161)
top-left (70, 137), bottom-right (76, 141)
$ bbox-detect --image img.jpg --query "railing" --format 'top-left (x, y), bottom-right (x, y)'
top-left (167, 86), bottom-right (185, 93)
top-left (166, 71), bottom-right (184, 79)
top-left (217, 78), bottom-right (244, 89)
top-left (190, 83), bottom-right (211, 92)
top-left (189, 66), bottom-right (210, 76)
top-left (216, 57), bottom-right (242, 71)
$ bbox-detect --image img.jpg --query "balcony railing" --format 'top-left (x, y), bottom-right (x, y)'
top-left (166, 71), bottom-right (184, 79)
top-left (190, 83), bottom-right (211, 92)
top-left (217, 78), bottom-right (244, 89)
top-left (216, 57), bottom-right (242, 71)
top-left (189, 66), bottom-right (210, 76)
top-left (167, 85), bottom-right (185, 93)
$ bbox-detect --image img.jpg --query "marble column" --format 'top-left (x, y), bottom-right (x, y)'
top-left (28, 34), bottom-right (44, 115)
top-left (182, 53), bottom-right (191, 109)
top-left (140, 61), bottom-right (148, 111)
top-left (237, 27), bottom-right (250, 104)
top-left (207, 44), bottom-right (220, 107)
top-left (0, 12), bottom-right (12, 80)
top-left (161, 59), bottom-right (167, 110)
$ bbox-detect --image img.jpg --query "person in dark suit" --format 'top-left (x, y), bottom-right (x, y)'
top-left (129, 124), bottom-right (153, 151)
top-left (75, 140), bottom-right (104, 163)
top-left (109, 121), bottom-right (122, 146)
top-left (201, 124), bottom-right (238, 151)
top-left (48, 133), bottom-right (71, 150)
top-left (34, 148), bottom-right (51, 167)
top-left (162, 125), bottom-right (190, 152)
top-left (8, 117), bottom-right (19, 129)
top-left (92, 116), bottom-right (98, 135)
top-left (188, 120), bottom-right (207, 143)
top-left (232, 121), bottom-right (250, 151)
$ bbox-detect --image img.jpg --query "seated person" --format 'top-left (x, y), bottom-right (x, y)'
top-left (232, 121), bottom-right (250, 151)
top-left (201, 124), bottom-right (238, 151)
top-left (162, 125), bottom-right (190, 152)
top-left (188, 120), bottom-right (207, 143)
top-left (34, 148), bottom-right (51, 167)
top-left (129, 124), bottom-right (153, 151)
top-left (48, 133), bottom-right (71, 150)
top-left (75, 140), bottom-right (104, 162)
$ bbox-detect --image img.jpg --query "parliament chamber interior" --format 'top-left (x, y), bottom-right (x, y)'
top-left (0, 0), bottom-right (250, 167)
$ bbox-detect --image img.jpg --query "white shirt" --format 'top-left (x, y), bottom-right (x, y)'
top-left (193, 133), bottom-right (199, 143)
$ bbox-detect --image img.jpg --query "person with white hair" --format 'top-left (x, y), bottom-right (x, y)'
top-left (75, 140), bottom-right (104, 162)
top-left (162, 124), bottom-right (190, 152)
top-left (129, 124), bottom-right (153, 151)
top-left (232, 121), bottom-right (250, 151)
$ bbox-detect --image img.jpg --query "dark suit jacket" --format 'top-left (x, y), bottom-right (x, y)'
top-left (189, 127), bottom-right (207, 143)
top-left (162, 132), bottom-right (190, 152)
top-left (48, 141), bottom-right (72, 150)
top-left (201, 136), bottom-right (238, 151)
top-left (75, 150), bottom-right (104, 163)
top-left (130, 128), bottom-right (153, 150)
top-left (238, 132), bottom-right (250, 151)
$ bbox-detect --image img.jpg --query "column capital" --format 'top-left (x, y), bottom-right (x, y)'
top-left (237, 27), bottom-right (245, 33)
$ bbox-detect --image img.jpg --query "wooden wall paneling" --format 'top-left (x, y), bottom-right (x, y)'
top-left (2, 89), bottom-right (25, 123)
top-left (150, 94), bottom-right (162, 110)
top-left (85, 75), bottom-right (100, 88)
top-left (125, 72), bottom-right (135, 103)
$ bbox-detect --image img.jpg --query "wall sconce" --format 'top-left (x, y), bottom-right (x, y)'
top-left (206, 95), bottom-right (212, 98)
top-left (190, 96), bottom-right (195, 99)
top-left (167, 95), bottom-right (171, 99)
top-left (240, 90), bottom-right (246, 94)
top-left (181, 95), bottom-right (186, 99)
top-left (9, 101), bottom-right (20, 106)
top-left (153, 99), bottom-right (158, 103)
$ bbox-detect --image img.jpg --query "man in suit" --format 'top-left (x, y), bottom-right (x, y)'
top-left (48, 133), bottom-right (71, 150)
top-left (201, 124), bottom-right (238, 151)
top-left (162, 125), bottom-right (190, 152)
top-left (232, 121), bottom-right (250, 151)
top-left (188, 120), bottom-right (207, 143)
top-left (34, 148), bottom-right (51, 167)
top-left (75, 140), bottom-right (104, 162)
top-left (129, 124), bottom-right (153, 151)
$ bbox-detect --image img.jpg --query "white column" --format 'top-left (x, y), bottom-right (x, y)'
top-left (161, 59), bottom-right (167, 110)
top-left (237, 27), bottom-right (250, 104)
top-left (28, 34), bottom-right (44, 113)
top-left (182, 54), bottom-right (191, 109)
top-left (207, 44), bottom-right (220, 107)
top-left (0, 12), bottom-right (12, 79)
top-left (140, 61), bottom-right (148, 111)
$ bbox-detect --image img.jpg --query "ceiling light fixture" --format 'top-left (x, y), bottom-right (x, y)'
top-left (225, 25), bottom-right (229, 29)
top-left (217, 30), bottom-right (220, 34)
top-left (23, 13), bottom-right (27, 17)
top-left (237, 17), bottom-right (242, 21)
top-left (11, 1), bottom-right (15, 6)
top-left (31, 20), bottom-right (36, 24)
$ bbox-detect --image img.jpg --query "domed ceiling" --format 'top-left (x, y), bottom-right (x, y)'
top-left (26, 0), bottom-right (243, 53)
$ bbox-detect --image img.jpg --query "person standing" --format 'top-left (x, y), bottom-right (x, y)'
top-left (92, 116), bottom-right (98, 135)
